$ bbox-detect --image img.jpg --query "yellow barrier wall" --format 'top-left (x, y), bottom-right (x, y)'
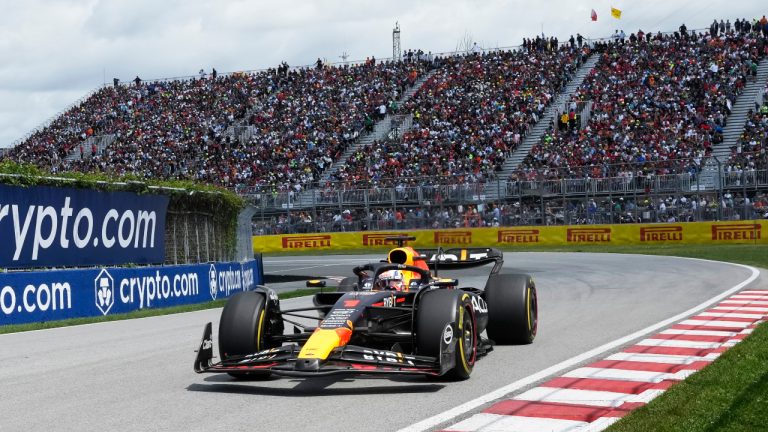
top-left (253, 221), bottom-right (767, 253)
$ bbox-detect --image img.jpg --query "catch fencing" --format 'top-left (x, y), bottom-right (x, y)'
top-left (245, 155), bottom-right (768, 235)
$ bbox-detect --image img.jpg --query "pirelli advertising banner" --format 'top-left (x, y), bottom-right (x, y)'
top-left (253, 221), bottom-right (766, 253)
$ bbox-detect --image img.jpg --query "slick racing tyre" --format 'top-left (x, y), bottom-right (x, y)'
top-left (338, 277), bottom-right (358, 292)
top-left (484, 274), bottom-right (537, 345)
top-left (218, 291), bottom-right (272, 379)
top-left (416, 290), bottom-right (477, 380)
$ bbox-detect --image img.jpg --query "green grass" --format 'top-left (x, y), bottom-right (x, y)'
top-left (606, 321), bottom-right (768, 432)
top-left (0, 287), bottom-right (321, 335)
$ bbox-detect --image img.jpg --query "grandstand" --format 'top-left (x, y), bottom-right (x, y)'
top-left (4, 19), bottom-right (768, 234)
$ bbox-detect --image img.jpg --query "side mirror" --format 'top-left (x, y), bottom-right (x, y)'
top-left (306, 279), bottom-right (327, 288)
top-left (433, 279), bottom-right (458, 288)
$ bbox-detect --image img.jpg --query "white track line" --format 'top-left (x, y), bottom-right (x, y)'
top-left (397, 260), bottom-right (759, 432)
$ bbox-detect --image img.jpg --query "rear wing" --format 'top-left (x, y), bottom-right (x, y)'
top-left (418, 248), bottom-right (504, 275)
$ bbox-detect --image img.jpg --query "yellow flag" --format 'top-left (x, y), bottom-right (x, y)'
top-left (611, 7), bottom-right (622, 19)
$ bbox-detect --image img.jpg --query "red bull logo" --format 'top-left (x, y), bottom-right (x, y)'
top-left (497, 229), bottom-right (540, 244)
top-left (434, 231), bottom-right (472, 245)
top-left (362, 234), bottom-right (410, 247)
top-left (567, 228), bottom-right (611, 243)
top-left (281, 235), bottom-right (332, 249)
top-left (640, 225), bottom-right (683, 242)
top-left (711, 224), bottom-right (761, 241)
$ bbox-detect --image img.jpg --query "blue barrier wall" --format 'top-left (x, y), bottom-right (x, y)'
top-left (0, 184), bottom-right (169, 268)
top-left (0, 259), bottom-right (262, 325)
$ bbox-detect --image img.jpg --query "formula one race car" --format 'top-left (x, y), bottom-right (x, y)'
top-left (194, 236), bottom-right (537, 380)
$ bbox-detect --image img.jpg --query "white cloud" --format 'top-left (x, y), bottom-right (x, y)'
top-left (0, 0), bottom-right (764, 147)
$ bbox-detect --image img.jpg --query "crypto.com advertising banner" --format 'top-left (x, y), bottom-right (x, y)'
top-left (0, 184), bottom-right (169, 268)
top-left (0, 260), bottom-right (261, 325)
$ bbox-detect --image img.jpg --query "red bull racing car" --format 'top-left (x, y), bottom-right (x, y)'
top-left (193, 237), bottom-right (537, 380)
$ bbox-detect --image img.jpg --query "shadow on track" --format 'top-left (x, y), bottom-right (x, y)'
top-left (186, 374), bottom-right (444, 397)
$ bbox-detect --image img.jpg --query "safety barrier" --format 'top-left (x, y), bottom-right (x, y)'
top-left (0, 259), bottom-right (262, 326)
top-left (252, 221), bottom-right (766, 253)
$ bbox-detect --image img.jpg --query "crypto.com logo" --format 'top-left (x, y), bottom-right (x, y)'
top-left (209, 264), bottom-right (218, 300)
top-left (94, 268), bottom-right (115, 315)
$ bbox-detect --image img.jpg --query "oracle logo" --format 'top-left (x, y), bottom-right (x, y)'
top-left (640, 225), bottom-right (683, 242)
top-left (566, 228), bottom-right (611, 243)
top-left (434, 231), bottom-right (472, 245)
top-left (497, 229), bottom-right (540, 244)
top-left (362, 234), bottom-right (409, 246)
top-left (711, 224), bottom-right (761, 241)
top-left (281, 235), bottom-right (332, 249)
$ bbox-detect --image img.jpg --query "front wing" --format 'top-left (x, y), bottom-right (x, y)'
top-left (193, 322), bottom-right (456, 377)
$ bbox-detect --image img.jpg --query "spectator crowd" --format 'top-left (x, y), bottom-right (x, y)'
top-left (329, 45), bottom-right (588, 188)
top-left (514, 29), bottom-right (766, 187)
top-left (4, 16), bottom-right (768, 226)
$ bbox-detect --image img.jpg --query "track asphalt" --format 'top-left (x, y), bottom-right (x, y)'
top-left (0, 252), bottom-right (762, 431)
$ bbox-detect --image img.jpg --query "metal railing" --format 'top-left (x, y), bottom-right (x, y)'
top-left (249, 154), bottom-right (768, 234)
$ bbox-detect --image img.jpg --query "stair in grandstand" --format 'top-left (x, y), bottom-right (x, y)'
top-left (482, 53), bottom-right (600, 201)
top-left (64, 134), bottom-right (116, 161)
top-left (695, 57), bottom-right (768, 191)
top-left (318, 69), bottom-right (436, 184)
top-left (291, 69), bottom-right (437, 208)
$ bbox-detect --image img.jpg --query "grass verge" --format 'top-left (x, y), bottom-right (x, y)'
top-left (0, 287), bottom-right (321, 335)
top-left (606, 321), bottom-right (768, 432)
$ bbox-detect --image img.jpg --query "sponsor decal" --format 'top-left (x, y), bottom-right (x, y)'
top-left (471, 296), bottom-right (488, 314)
top-left (94, 269), bottom-right (115, 316)
top-left (567, 227), bottom-right (611, 243)
top-left (498, 229), bottom-right (540, 244)
top-left (711, 224), bottom-right (761, 241)
top-left (640, 225), bottom-right (683, 242)
top-left (281, 235), bottom-right (331, 249)
top-left (208, 265), bottom-right (217, 300)
top-left (320, 308), bottom-right (356, 328)
top-left (434, 231), bottom-right (472, 245)
top-left (362, 233), bottom-right (410, 246)
top-left (343, 299), bottom-right (360, 307)
top-left (0, 184), bottom-right (168, 268)
top-left (1, 260), bottom-right (260, 325)
top-left (363, 349), bottom-right (416, 365)
top-left (443, 324), bottom-right (454, 345)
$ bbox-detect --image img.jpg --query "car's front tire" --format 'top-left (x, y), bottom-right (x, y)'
top-left (416, 290), bottom-right (477, 380)
top-left (218, 291), bottom-right (272, 379)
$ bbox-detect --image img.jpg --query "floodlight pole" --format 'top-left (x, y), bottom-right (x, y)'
top-left (393, 22), bottom-right (402, 61)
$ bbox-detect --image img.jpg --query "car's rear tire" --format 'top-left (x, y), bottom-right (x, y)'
top-left (218, 291), bottom-right (272, 379)
top-left (338, 277), bottom-right (358, 292)
top-left (416, 290), bottom-right (477, 380)
top-left (484, 274), bottom-right (537, 345)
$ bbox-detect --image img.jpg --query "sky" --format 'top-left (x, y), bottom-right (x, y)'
top-left (0, 0), bottom-right (764, 148)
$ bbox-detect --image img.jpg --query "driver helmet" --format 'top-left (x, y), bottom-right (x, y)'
top-left (377, 270), bottom-right (405, 291)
